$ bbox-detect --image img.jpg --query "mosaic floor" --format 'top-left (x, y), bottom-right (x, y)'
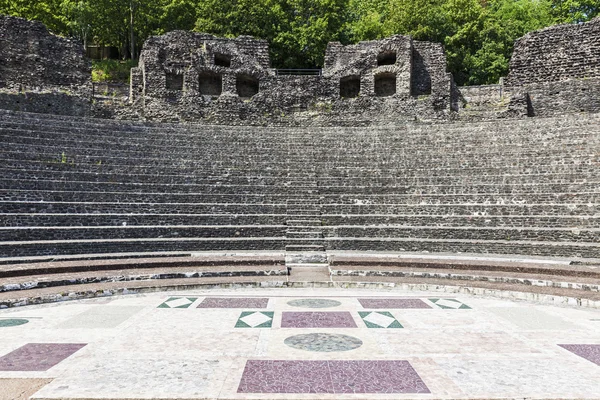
top-left (0, 288), bottom-right (599, 399)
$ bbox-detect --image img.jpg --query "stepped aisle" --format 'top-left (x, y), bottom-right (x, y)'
top-left (0, 110), bottom-right (599, 307)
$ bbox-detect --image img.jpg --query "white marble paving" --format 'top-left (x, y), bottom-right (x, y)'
top-left (0, 287), bottom-right (596, 399)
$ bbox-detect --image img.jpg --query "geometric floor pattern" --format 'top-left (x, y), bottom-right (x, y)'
top-left (358, 311), bottom-right (403, 328)
top-left (235, 311), bottom-right (274, 328)
top-left (157, 297), bottom-right (198, 308)
top-left (197, 297), bottom-right (269, 308)
top-left (0, 343), bottom-right (86, 371)
top-left (238, 360), bottom-right (430, 393)
top-left (429, 298), bottom-right (471, 309)
top-left (358, 298), bottom-right (432, 309)
top-left (281, 311), bottom-right (357, 328)
top-left (1, 288), bottom-right (599, 399)
top-left (558, 344), bottom-right (600, 366)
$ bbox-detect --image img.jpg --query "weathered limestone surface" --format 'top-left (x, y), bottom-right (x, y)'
top-left (0, 15), bottom-right (97, 117)
top-left (132, 32), bottom-right (453, 124)
top-left (506, 17), bottom-right (600, 86)
top-left (0, 16), bottom-right (90, 90)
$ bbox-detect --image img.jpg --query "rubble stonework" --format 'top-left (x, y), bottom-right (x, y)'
top-left (0, 14), bottom-right (600, 123)
top-left (506, 17), bottom-right (600, 86)
top-left (501, 17), bottom-right (600, 117)
top-left (0, 16), bottom-right (94, 116)
top-left (130, 32), bottom-right (453, 124)
top-left (0, 15), bottom-right (90, 91)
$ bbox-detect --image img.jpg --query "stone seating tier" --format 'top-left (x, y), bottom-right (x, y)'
top-left (0, 109), bottom-right (598, 262)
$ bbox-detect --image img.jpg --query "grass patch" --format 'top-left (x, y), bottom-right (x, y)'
top-left (92, 60), bottom-right (137, 83)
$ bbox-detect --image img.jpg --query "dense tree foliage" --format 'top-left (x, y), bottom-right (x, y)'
top-left (0, 0), bottom-right (597, 84)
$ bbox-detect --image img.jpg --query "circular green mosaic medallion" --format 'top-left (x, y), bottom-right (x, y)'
top-left (287, 299), bottom-right (341, 308)
top-left (284, 333), bottom-right (363, 352)
top-left (0, 319), bottom-right (29, 327)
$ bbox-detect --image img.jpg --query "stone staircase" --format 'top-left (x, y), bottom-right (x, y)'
top-left (284, 141), bottom-right (330, 282)
top-left (0, 109), bottom-right (599, 305)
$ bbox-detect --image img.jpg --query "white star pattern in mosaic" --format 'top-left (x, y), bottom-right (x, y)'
top-left (363, 312), bottom-right (396, 328)
top-left (240, 312), bottom-right (273, 328)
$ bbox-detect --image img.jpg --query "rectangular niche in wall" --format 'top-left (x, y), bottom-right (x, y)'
top-left (340, 75), bottom-right (360, 98)
top-left (236, 74), bottom-right (259, 98)
top-left (375, 73), bottom-right (396, 97)
top-left (198, 72), bottom-right (222, 96)
top-left (377, 51), bottom-right (397, 66)
top-left (214, 53), bottom-right (232, 67)
top-left (166, 72), bottom-right (183, 90)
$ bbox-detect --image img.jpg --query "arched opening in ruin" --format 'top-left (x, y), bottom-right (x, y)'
top-left (165, 72), bottom-right (183, 90)
top-left (340, 75), bottom-right (360, 98)
top-left (198, 72), bottom-right (222, 96)
top-left (374, 73), bottom-right (396, 97)
top-left (236, 74), bottom-right (259, 98)
top-left (214, 53), bottom-right (232, 68)
top-left (377, 51), bottom-right (397, 66)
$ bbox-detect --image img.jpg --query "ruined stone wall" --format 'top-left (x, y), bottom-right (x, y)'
top-left (0, 15), bottom-right (91, 90)
top-left (133, 32), bottom-right (452, 124)
top-left (506, 17), bottom-right (600, 86)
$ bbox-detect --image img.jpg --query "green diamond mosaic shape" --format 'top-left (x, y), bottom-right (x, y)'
top-left (358, 311), bottom-right (403, 328)
top-left (157, 297), bottom-right (198, 309)
top-left (236, 311), bottom-right (274, 328)
top-left (429, 298), bottom-right (471, 309)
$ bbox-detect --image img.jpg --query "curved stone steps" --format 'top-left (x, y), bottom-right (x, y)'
top-left (0, 265), bottom-right (288, 293)
top-left (330, 275), bottom-right (600, 304)
top-left (3, 167), bottom-right (599, 187)
top-left (2, 179), bottom-right (598, 199)
top-left (2, 148), bottom-right (596, 171)
top-left (0, 253), bottom-right (285, 275)
top-left (3, 141), bottom-right (597, 164)
top-left (0, 237), bottom-right (287, 258)
top-left (3, 127), bottom-right (599, 152)
top-left (323, 225), bottom-right (600, 243)
top-left (326, 237), bottom-right (600, 258)
top-left (0, 200), bottom-right (288, 214)
top-left (320, 214), bottom-right (600, 228)
top-left (0, 275), bottom-right (288, 308)
top-left (3, 161), bottom-right (599, 181)
top-left (2, 213), bottom-right (597, 229)
top-left (0, 256), bottom-right (599, 309)
top-left (3, 110), bottom-right (598, 142)
top-left (0, 225), bottom-right (286, 241)
top-left (3, 200), bottom-right (595, 216)
top-left (0, 213), bottom-right (287, 227)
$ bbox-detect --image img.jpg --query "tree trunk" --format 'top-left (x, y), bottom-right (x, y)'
top-left (130, 0), bottom-right (136, 59)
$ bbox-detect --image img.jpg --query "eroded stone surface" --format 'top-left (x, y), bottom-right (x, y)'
top-left (284, 333), bottom-right (363, 352)
top-left (281, 311), bottom-right (357, 328)
top-left (287, 299), bottom-right (342, 308)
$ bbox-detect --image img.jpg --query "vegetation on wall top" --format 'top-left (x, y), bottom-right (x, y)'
top-left (1, 0), bottom-right (597, 85)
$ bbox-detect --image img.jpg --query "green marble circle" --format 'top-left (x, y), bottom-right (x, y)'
top-left (287, 299), bottom-right (342, 308)
top-left (284, 333), bottom-right (363, 352)
top-left (0, 319), bottom-right (29, 328)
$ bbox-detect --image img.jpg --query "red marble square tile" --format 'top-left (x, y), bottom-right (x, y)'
top-left (237, 360), bottom-right (430, 393)
top-left (559, 344), bottom-right (600, 366)
top-left (358, 298), bottom-right (431, 309)
top-left (281, 312), bottom-right (357, 328)
top-left (0, 343), bottom-right (86, 371)
top-left (197, 297), bottom-right (269, 308)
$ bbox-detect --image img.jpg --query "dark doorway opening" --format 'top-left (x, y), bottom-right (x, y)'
top-left (375, 73), bottom-right (396, 97)
top-left (340, 75), bottom-right (360, 98)
top-left (236, 74), bottom-right (259, 98)
top-left (166, 73), bottom-right (183, 90)
top-left (198, 72), bottom-right (222, 96)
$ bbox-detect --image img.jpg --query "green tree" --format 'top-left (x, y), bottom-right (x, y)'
top-left (550, 0), bottom-right (599, 23)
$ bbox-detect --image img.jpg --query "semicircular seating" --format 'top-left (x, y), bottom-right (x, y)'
top-left (0, 109), bottom-right (599, 307)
